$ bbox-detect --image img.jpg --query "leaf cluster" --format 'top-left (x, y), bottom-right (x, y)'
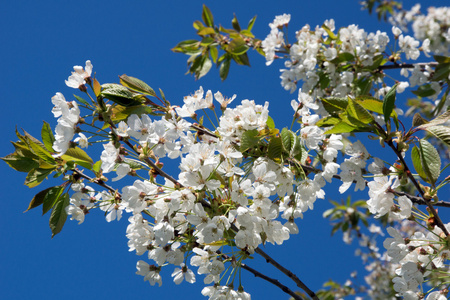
top-left (172, 5), bottom-right (261, 80)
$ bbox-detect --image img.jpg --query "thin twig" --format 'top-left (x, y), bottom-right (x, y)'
top-left (386, 140), bottom-right (450, 236)
top-left (394, 191), bottom-right (450, 208)
top-left (73, 169), bottom-right (118, 195)
top-left (377, 62), bottom-right (438, 71)
top-left (254, 248), bottom-right (319, 300)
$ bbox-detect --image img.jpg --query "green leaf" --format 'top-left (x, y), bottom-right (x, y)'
top-left (41, 121), bottom-right (55, 152)
top-left (412, 113), bottom-right (428, 127)
top-left (434, 55), bottom-right (450, 64)
top-left (240, 129), bottom-right (261, 152)
top-left (92, 160), bottom-right (102, 173)
top-left (431, 62), bottom-right (450, 82)
top-left (346, 97), bottom-right (374, 124)
top-left (25, 168), bottom-right (54, 188)
top-left (419, 139), bottom-right (441, 185)
top-left (281, 128), bottom-right (295, 153)
top-left (432, 88), bottom-right (449, 116)
top-left (424, 125), bottom-right (450, 146)
top-left (383, 83), bottom-right (398, 125)
top-left (418, 110), bottom-right (450, 129)
top-left (412, 145), bottom-right (427, 181)
top-left (334, 52), bottom-right (354, 63)
top-left (198, 56), bottom-right (212, 79)
top-left (197, 27), bottom-right (216, 36)
top-left (1, 155), bottom-right (39, 172)
top-left (200, 37), bottom-right (214, 46)
top-left (331, 222), bottom-right (342, 236)
top-left (355, 96), bottom-right (396, 118)
top-left (321, 97), bottom-right (348, 115)
top-left (292, 136), bottom-right (303, 161)
top-left (111, 105), bottom-right (154, 122)
top-left (316, 116), bottom-right (341, 127)
top-left (324, 121), bottom-right (357, 135)
top-left (227, 37), bottom-right (249, 55)
top-left (27, 137), bottom-right (55, 166)
top-left (61, 147), bottom-right (93, 168)
top-left (210, 46), bottom-right (218, 63)
top-left (319, 73), bottom-right (331, 90)
top-left (219, 57), bottom-right (231, 81)
top-left (412, 84), bottom-right (438, 98)
top-left (201, 5), bottom-right (214, 27)
top-left (321, 24), bottom-right (337, 40)
top-left (119, 75), bottom-right (156, 97)
top-left (172, 39), bottom-right (200, 55)
top-left (42, 186), bottom-right (65, 215)
top-left (101, 84), bottom-right (142, 107)
top-left (26, 186), bottom-right (54, 212)
top-left (266, 116), bottom-right (275, 129)
top-left (268, 137), bottom-right (283, 161)
top-left (49, 193), bottom-right (70, 238)
top-left (247, 16), bottom-right (257, 31)
top-left (231, 14), bottom-right (241, 32)
top-left (193, 20), bottom-right (204, 30)
top-left (233, 52), bottom-right (250, 66)
top-left (74, 95), bottom-right (90, 106)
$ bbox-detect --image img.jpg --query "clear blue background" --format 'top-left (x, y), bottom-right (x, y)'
top-left (0, 1), bottom-right (446, 299)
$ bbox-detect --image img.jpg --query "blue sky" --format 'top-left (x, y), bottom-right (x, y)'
top-left (1, 1), bottom-right (447, 299)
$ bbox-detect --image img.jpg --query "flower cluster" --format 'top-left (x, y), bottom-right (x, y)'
top-left (15, 5), bottom-right (450, 299)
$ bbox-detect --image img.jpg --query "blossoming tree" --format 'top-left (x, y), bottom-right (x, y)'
top-left (4, 1), bottom-right (450, 299)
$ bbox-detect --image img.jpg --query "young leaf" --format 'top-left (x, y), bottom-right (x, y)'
top-left (42, 186), bottom-right (65, 215)
top-left (27, 137), bottom-right (55, 166)
top-left (92, 160), bottom-right (102, 174)
top-left (321, 97), bottom-right (348, 115)
top-left (417, 110), bottom-right (450, 129)
top-left (265, 116), bottom-right (275, 129)
top-left (382, 83), bottom-right (398, 125)
top-left (324, 121), bottom-right (357, 135)
top-left (120, 75), bottom-right (156, 97)
top-left (202, 5), bottom-right (214, 27)
top-left (210, 46), bottom-right (218, 63)
top-left (41, 121), bottom-right (55, 152)
top-left (197, 56), bottom-right (212, 80)
top-left (26, 186), bottom-right (54, 212)
top-left (227, 38), bottom-right (249, 55)
top-left (419, 139), bottom-right (441, 186)
top-left (49, 193), bottom-right (70, 238)
top-left (231, 14), bottom-right (241, 32)
top-left (101, 84), bottom-right (142, 107)
top-left (219, 56), bottom-right (231, 81)
top-left (25, 168), bottom-right (54, 188)
top-left (93, 78), bottom-right (102, 97)
top-left (424, 125), bottom-right (450, 147)
top-left (412, 84), bottom-right (438, 98)
top-left (240, 129), bottom-right (261, 152)
top-left (346, 97), bottom-right (374, 124)
top-left (268, 137), bottom-right (283, 162)
top-left (1, 155), bottom-right (39, 172)
top-left (61, 147), bottom-right (93, 168)
top-left (281, 128), bottom-right (295, 153)
top-left (412, 113), bottom-right (428, 127)
top-left (74, 95), bottom-right (90, 106)
top-left (247, 16), bottom-right (257, 31)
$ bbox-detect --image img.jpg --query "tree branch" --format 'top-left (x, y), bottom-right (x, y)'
top-left (240, 262), bottom-right (305, 300)
top-left (377, 62), bottom-right (438, 71)
top-left (254, 248), bottom-right (319, 300)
